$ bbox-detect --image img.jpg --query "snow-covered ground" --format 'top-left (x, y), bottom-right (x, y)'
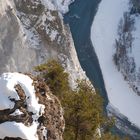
top-left (51, 0), bottom-right (74, 14)
top-left (41, 0), bottom-right (74, 14)
top-left (0, 73), bottom-right (46, 139)
top-left (91, 0), bottom-right (140, 128)
top-left (132, 15), bottom-right (140, 70)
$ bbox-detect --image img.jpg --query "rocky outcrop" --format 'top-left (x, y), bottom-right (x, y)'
top-left (0, 0), bottom-right (85, 85)
top-left (0, 73), bottom-right (64, 140)
top-left (32, 75), bottom-right (65, 140)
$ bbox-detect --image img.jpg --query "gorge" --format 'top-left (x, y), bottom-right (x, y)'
top-left (0, 0), bottom-right (140, 139)
top-left (64, 0), bottom-right (140, 139)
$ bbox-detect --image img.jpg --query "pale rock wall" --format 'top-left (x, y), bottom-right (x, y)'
top-left (0, 0), bottom-right (86, 85)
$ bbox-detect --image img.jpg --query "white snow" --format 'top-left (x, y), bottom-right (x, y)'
top-left (10, 109), bottom-right (23, 116)
top-left (91, 0), bottom-right (140, 128)
top-left (50, 30), bottom-right (58, 41)
top-left (46, 11), bottom-right (55, 21)
top-left (0, 122), bottom-right (38, 140)
top-left (0, 72), bottom-right (45, 139)
top-left (16, 12), bottom-right (40, 49)
top-left (41, 0), bottom-right (56, 11)
top-left (51, 0), bottom-right (74, 14)
top-left (0, 0), bottom-right (13, 16)
top-left (132, 15), bottom-right (140, 70)
top-left (41, 0), bottom-right (74, 14)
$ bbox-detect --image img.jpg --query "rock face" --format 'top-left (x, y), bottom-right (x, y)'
top-left (0, 73), bottom-right (64, 140)
top-left (33, 75), bottom-right (65, 140)
top-left (0, 0), bottom-right (85, 85)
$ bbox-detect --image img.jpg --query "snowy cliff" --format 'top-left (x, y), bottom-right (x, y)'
top-left (91, 0), bottom-right (140, 138)
top-left (0, 72), bottom-right (64, 140)
top-left (113, 0), bottom-right (140, 96)
top-left (0, 0), bottom-right (85, 86)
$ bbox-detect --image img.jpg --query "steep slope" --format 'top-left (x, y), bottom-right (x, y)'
top-left (0, 0), bottom-right (85, 86)
top-left (0, 72), bottom-right (64, 140)
top-left (113, 0), bottom-right (140, 96)
top-left (91, 0), bottom-right (140, 138)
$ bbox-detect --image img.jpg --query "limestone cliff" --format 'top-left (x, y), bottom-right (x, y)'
top-left (0, 0), bottom-right (85, 85)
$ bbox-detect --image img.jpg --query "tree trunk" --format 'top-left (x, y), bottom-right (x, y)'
top-left (74, 116), bottom-right (79, 140)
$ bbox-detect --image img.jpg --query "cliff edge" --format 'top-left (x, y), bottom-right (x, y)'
top-left (0, 72), bottom-right (64, 140)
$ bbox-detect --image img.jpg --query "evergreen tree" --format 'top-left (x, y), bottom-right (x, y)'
top-left (34, 59), bottom-right (70, 99)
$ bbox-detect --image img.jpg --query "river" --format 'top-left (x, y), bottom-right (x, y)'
top-left (64, 0), bottom-right (140, 139)
top-left (64, 0), bottom-right (108, 106)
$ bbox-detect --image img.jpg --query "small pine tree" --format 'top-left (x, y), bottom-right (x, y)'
top-left (34, 59), bottom-right (70, 99)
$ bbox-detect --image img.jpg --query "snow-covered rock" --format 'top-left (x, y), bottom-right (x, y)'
top-left (0, 72), bottom-right (64, 140)
top-left (40, 0), bottom-right (74, 14)
top-left (51, 0), bottom-right (74, 14)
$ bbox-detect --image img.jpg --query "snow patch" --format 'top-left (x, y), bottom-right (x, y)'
top-left (41, 0), bottom-right (74, 14)
top-left (132, 15), bottom-right (140, 70)
top-left (0, 122), bottom-right (38, 140)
